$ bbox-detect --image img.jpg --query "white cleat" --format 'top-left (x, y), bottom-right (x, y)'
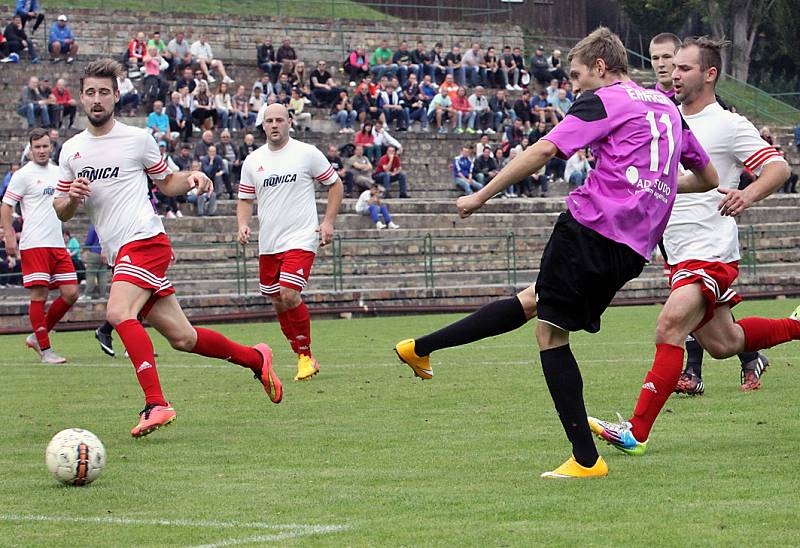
top-left (41, 349), bottom-right (67, 364)
top-left (26, 333), bottom-right (43, 357)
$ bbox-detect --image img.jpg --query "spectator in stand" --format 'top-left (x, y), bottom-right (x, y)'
top-left (242, 85), bottom-right (263, 129)
top-left (489, 88), bottom-right (512, 132)
top-left (370, 39), bottom-right (396, 81)
top-left (273, 72), bottom-right (292, 96)
top-left (4, 14), bottom-right (38, 64)
top-left (452, 87), bottom-right (472, 134)
top-left (253, 74), bottom-right (275, 99)
top-left (172, 143), bottom-right (193, 171)
top-left (392, 41), bottom-right (416, 86)
top-left (372, 119), bottom-right (402, 156)
top-left (231, 84), bottom-right (249, 131)
top-left (325, 144), bottom-right (354, 197)
top-left (142, 44), bottom-right (167, 105)
top-left (419, 73), bottom-right (436, 103)
top-left (357, 183), bottom-right (399, 229)
top-left (81, 225), bottom-right (107, 300)
top-left (503, 117), bottom-right (525, 155)
top-left (759, 126), bottom-right (774, 145)
top-left (378, 81), bottom-right (409, 131)
top-left (147, 31), bottom-right (171, 74)
top-left (238, 132), bottom-right (256, 163)
top-left (453, 145), bottom-right (481, 195)
top-left (511, 46), bottom-right (528, 86)
top-left (794, 123), bottom-right (800, 153)
top-left (475, 133), bottom-right (491, 156)
top-left (48, 129), bottom-right (61, 163)
top-left (284, 87), bottom-right (309, 132)
top-left (15, 0), bottom-right (44, 33)
top-left (116, 74), bottom-right (140, 116)
top-left (550, 88), bottom-right (572, 122)
top-left (473, 145), bottom-right (499, 188)
top-left (346, 46), bottom-right (369, 85)
top-left (193, 130), bottom-right (215, 160)
top-left (0, 31), bottom-right (11, 62)
top-left (545, 78), bottom-right (560, 103)
top-left (345, 144), bottom-right (373, 197)
top-left (257, 37), bottom-right (278, 81)
top-left (484, 46), bottom-right (500, 88)
top-left (186, 159), bottom-right (217, 216)
top-left (216, 129), bottom-right (239, 198)
top-left (63, 230), bottom-right (84, 283)
top-left (532, 89), bottom-right (557, 126)
top-left (1, 164), bottom-right (18, 199)
top-left (200, 144), bottom-right (224, 192)
top-left (529, 44), bottom-right (550, 86)
top-left (439, 72), bottom-right (460, 101)
top-left (191, 80), bottom-right (219, 130)
top-left (353, 81), bottom-right (381, 125)
top-left (213, 82), bottom-right (233, 130)
top-left (17, 76), bottom-right (49, 129)
top-left (565, 148), bottom-right (591, 189)
top-left (0, 225), bottom-right (24, 287)
top-left (51, 78), bottom-right (77, 129)
top-left (36, 77), bottom-right (57, 126)
top-left (548, 49), bottom-right (567, 82)
top-left (462, 42), bottom-right (485, 86)
top-left (401, 73), bottom-right (428, 131)
top-left (513, 89), bottom-right (533, 132)
top-left (166, 90), bottom-right (191, 141)
top-left (355, 121), bottom-right (379, 164)
top-left (528, 119), bottom-right (548, 143)
top-left (126, 31), bottom-right (146, 75)
top-left (412, 40), bottom-right (432, 82)
top-left (191, 33), bottom-right (234, 84)
top-left (500, 45), bottom-right (519, 90)
top-left (331, 90), bottom-right (358, 133)
top-left (373, 145), bottom-right (408, 198)
top-left (468, 86), bottom-right (492, 134)
top-left (310, 60), bottom-right (342, 108)
top-left (445, 43), bottom-right (465, 86)
top-left (429, 42), bottom-right (446, 84)
top-left (146, 100), bottom-right (170, 142)
top-left (48, 14), bottom-right (77, 64)
top-left (428, 85), bottom-right (455, 133)
top-left (167, 31), bottom-right (192, 78)
top-left (276, 37), bottom-right (298, 72)
top-left (176, 66), bottom-right (196, 94)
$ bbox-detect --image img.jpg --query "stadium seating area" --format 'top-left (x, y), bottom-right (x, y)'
top-left (1, 9), bottom-right (799, 332)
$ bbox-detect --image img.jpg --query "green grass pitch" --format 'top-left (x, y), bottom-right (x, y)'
top-left (1, 300), bottom-right (799, 545)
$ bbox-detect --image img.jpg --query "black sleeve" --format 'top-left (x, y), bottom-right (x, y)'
top-left (565, 90), bottom-right (607, 122)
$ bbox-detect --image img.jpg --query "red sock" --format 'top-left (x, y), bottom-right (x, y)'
top-left (629, 343), bottom-right (684, 442)
top-left (29, 299), bottom-right (50, 350)
top-left (116, 319), bottom-right (165, 406)
top-left (192, 327), bottom-right (262, 371)
top-left (276, 310), bottom-right (296, 353)
top-left (737, 317), bottom-right (800, 352)
top-left (286, 301), bottom-right (311, 356)
top-left (45, 296), bottom-right (73, 331)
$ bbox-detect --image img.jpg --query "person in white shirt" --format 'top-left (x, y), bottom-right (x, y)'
top-left (564, 149), bottom-right (590, 188)
top-left (467, 86), bottom-right (492, 133)
top-left (237, 103), bottom-right (343, 381)
top-left (1, 128), bottom-right (78, 364)
top-left (371, 119), bottom-right (402, 155)
top-left (356, 183), bottom-right (399, 230)
top-left (190, 33), bottom-right (233, 85)
top-left (53, 59), bottom-right (281, 439)
top-left (116, 75), bottom-right (139, 116)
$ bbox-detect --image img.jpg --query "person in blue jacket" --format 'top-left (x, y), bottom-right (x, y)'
top-left (48, 14), bottom-right (78, 64)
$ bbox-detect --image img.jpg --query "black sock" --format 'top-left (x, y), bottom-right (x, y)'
top-left (738, 351), bottom-right (759, 368)
top-left (414, 296), bottom-right (528, 357)
top-left (684, 334), bottom-right (703, 378)
top-left (98, 321), bottom-right (113, 336)
top-left (540, 345), bottom-right (598, 468)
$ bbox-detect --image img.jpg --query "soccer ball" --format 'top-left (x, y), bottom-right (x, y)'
top-left (45, 428), bottom-right (106, 486)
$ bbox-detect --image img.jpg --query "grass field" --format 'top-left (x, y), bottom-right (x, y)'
top-left (2, 301), bottom-right (800, 546)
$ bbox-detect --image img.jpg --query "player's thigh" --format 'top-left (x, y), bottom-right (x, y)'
top-left (655, 283), bottom-right (707, 345)
top-left (106, 281), bottom-right (153, 324)
top-left (516, 284), bottom-right (538, 320)
top-left (693, 305), bottom-right (742, 359)
top-left (145, 294), bottom-right (197, 351)
top-left (536, 319), bottom-right (569, 350)
top-left (29, 285), bottom-right (49, 301)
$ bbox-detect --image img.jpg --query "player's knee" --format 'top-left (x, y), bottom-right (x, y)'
top-left (655, 310), bottom-right (688, 345)
top-left (169, 334), bottom-right (196, 352)
top-left (279, 287), bottom-right (302, 308)
top-left (105, 306), bottom-right (131, 327)
top-left (61, 285), bottom-right (79, 305)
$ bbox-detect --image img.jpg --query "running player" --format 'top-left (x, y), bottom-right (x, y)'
top-left (395, 27), bottom-right (716, 478)
top-left (649, 32), bottom-right (769, 394)
top-left (237, 103), bottom-right (342, 381)
top-left (589, 37), bottom-right (792, 456)
top-left (1, 128), bottom-right (78, 364)
top-left (53, 59), bottom-right (282, 438)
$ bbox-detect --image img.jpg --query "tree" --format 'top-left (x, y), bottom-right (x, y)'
top-left (705, 0), bottom-right (777, 81)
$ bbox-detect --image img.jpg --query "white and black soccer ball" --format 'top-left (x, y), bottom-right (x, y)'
top-left (45, 428), bottom-right (106, 486)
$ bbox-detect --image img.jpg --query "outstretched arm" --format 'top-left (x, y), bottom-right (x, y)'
top-left (155, 170), bottom-right (212, 197)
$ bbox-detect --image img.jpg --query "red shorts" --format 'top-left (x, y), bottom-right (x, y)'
top-left (112, 233), bottom-right (175, 299)
top-left (669, 259), bottom-right (742, 329)
top-left (259, 250), bottom-right (315, 295)
top-left (20, 247), bottom-right (77, 288)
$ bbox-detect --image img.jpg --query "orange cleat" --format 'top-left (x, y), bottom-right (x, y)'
top-left (254, 343), bottom-right (282, 403)
top-left (131, 403), bottom-right (176, 438)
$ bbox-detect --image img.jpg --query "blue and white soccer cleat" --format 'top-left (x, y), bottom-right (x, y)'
top-left (587, 413), bottom-right (648, 456)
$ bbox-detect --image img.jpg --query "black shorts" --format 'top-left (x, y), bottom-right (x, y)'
top-left (536, 210), bottom-right (645, 333)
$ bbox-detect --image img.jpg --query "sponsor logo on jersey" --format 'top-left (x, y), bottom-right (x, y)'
top-left (42, 187), bottom-right (55, 196)
top-left (257, 166), bottom-right (264, 172)
top-left (119, 255), bottom-right (132, 263)
top-left (78, 165), bottom-right (120, 182)
top-left (72, 152), bottom-right (81, 160)
top-left (261, 173), bottom-right (298, 188)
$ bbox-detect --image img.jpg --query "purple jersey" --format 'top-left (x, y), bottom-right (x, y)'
top-left (544, 81), bottom-right (709, 259)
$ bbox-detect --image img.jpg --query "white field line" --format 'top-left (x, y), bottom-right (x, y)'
top-left (0, 514), bottom-right (349, 545)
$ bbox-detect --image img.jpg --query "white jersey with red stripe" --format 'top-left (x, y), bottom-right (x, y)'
top-left (54, 121), bottom-right (171, 264)
top-left (1, 161), bottom-right (65, 250)
top-left (238, 138), bottom-right (338, 254)
top-left (662, 102), bottom-right (785, 264)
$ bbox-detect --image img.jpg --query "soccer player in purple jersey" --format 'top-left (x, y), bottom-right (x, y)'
top-left (395, 27), bottom-right (718, 478)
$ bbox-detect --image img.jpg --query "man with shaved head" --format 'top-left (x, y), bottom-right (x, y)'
top-left (237, 103), bottom-right (344, 381)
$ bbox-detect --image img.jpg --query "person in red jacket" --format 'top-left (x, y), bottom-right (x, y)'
top-left (372, 145), bottom-right (408, 198)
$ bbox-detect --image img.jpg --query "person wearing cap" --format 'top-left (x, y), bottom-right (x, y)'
top-left (529, 45), bottom-right (550, 86)
top-left (48, 15), bottom-right (77, 64)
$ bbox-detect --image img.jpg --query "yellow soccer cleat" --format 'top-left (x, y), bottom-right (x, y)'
top-left (295, 354), bottom-right (320, 381)
top-left (540, 455), bottom-right (608, 479)
top-left (394, 339), bottom-right (432, 379)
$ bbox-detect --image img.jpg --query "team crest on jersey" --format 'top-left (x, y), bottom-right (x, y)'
top-left (78, 165), bottom-right (120, 182)
top-left (262, 173), bottom-right (298, 188)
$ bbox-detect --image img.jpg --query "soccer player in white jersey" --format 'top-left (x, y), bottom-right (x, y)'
top-left (1, 128), bottom-right (78, 364)
top-left (589, 37), bottom-right (795, 456)
top-left (237, 103), bottom-right (343, 381)
top-left (53, 59), bottom-right (282, 438)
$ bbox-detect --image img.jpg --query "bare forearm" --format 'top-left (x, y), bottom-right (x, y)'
top-left (474, 140), bottom-right (555, 202)
top-left (236, 199), bottom-right (253, 230)
top-left (323, 179), bottom-right (343, 225)
top-left (677, 162), bottom-right (719, 194)
top-left (743, 161), bottom-right (791, 204)
top-left (157, 172), bottom-right (195, 197)
top-left (53, 196), bottom-right (79, 222)
top-left (1, 204), bottom-right (15, 237)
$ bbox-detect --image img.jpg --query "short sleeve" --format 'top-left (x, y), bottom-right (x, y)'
top-left (543, 91), bottom-right (609, 159)
top-left (1, 171), bottom-right (23, 207)
top-left (55, 146), bottom-right (75, 197)
top-left (732, 115), bottom-right (783, 176)
top-left (678, 124), bottom-right (710, 172)
top-left (238, 156), bottom-right (257, 199)
top-left (310, 146), bottom-right (338, 186)
top-left (142, 133), bottom-right (172, 180)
